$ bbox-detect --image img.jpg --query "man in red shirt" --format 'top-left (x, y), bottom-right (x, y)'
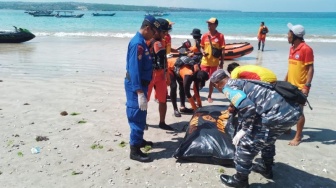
top-left (284, 23), bottom-right (314, 146)
top-left (200, 17), bottom-right (225, 103)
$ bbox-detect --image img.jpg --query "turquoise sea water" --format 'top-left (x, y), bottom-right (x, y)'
top-left (1, 10), bottom-right (336, 42)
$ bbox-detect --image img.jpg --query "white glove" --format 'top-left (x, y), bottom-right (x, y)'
top-left (232, 129), bottom-right (247, 147)
top-left (138, 92), bottom-right (148, 111)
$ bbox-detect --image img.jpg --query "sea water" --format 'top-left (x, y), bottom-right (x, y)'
top-left (0, 10), bottom-right (335, 42)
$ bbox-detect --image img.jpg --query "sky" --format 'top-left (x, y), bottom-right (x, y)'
top-left (1, 0), bottom-right (335, 12)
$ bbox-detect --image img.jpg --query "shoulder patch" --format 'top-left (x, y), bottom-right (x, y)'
top-left (137, 45), bottom-right (144, 60)
top-left (222, 86), bottom-right (246, 107)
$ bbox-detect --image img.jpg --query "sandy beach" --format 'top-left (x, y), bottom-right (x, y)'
top-left (0, 36), bottom-right (335, 187)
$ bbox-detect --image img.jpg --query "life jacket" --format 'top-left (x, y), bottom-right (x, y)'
top-left (261, 27), bottom-right (268, 34)
top-left (174, 56), bottom-right (197, 77)
top-left (148, 39), bottom-right (167, 69)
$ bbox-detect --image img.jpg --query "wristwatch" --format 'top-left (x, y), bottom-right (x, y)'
top-left (305, 83), bottom-right (311, 87)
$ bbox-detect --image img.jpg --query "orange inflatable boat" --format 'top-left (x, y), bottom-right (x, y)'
top-left (169, 42), bottom-right (253, 60)
top-left (224, 42), bottom-right (254, 60)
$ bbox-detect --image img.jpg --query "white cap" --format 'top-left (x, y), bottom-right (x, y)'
top-left (287, 23), bottom-right (305, 38)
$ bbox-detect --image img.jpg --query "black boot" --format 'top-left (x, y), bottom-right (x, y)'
top-left (252, 159), bottom-right (273, 179)
top-left (159, 122), bottom-right (174, 130)
top-left (130, 145), bottom-right (152, 162)
top-left (261, 44), bottom-right (265, 51)
top-left (220, 173), bottom-right (249, 188)
top-left (139, 139), bottom-right (153, 148)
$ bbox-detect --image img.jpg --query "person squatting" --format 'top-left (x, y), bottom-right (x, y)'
top-left (209, 69), bottom-right (302, 187)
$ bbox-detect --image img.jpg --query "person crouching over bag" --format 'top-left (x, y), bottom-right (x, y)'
top-left (167, 55), bottom-right (209, 117)
top-left (209, 69), bottom-right (302, 188)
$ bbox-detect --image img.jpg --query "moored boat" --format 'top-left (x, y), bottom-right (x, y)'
top-left (92, 13), bottom-right (116, 16)
top-left (0, 26), bottom-right (35, 43)
top-left (55, 11), bottom-right (84, 18)
top-left (144, 11), bottom-right (169, 17)
top-left (224, 42), bottom-right (254, 60)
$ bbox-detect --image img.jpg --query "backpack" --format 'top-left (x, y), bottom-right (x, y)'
top-left (247, 80), bottom-right (309, 106)
top-left (261, 27), bottom-right (268, 34)
top-left (273, 81), bottom-right (307, 105)
top-left (174, 56), bottom-right (196, 76)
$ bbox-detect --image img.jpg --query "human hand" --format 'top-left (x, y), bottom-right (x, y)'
top-left (302, 87), bottom-right (309, 96)
top-left (137, 92), bottom-right (147, 111)
top-left (232, 129), bottom-right (246, 146)
top-left (228, 104), bottom-right (236, 113)
top-left (218, 62), bottom-right (224, 69)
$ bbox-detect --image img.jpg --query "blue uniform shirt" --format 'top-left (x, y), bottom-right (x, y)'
top-left (125, 32), bottom-right (153, 108)
top-left (126, 32), bottom-right (153, 92)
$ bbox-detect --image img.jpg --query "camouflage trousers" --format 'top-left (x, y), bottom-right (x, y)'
top-left (234, 120), bottom-right (295, 175)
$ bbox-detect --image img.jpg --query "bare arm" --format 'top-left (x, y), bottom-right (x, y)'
top-left (302, 64), bottom-right (314, 96)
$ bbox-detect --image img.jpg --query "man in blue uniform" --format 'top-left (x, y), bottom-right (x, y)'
top-left (124, 15), bottom-right (161, 162)
top-left (209, 69), bottom-right (302, 187)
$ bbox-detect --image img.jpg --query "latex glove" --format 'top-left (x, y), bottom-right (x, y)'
top-left (138, 93), bottom-right (147, 111)
top-left (232, 129), bottom-right (247, 146)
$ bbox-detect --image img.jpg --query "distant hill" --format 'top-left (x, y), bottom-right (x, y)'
top-left (0, 1), bottom-right (240, 12)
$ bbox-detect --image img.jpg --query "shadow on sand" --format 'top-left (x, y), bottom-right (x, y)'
top-left (279, 127), bottom-right (336, 145)
top-left (147, 121), bottom-right (188, 160)
top-left (250, 161), bottom-right (336, 187)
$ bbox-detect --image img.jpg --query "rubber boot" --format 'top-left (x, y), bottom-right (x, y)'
top-left (261, 44), bottom-right (265, 51)
top-left (258, 41), bottom-right (261, 50)
top-left (252, 159), bottom-right (274, 179)
top-left (220, 173), bottom-right (249, 188)
top-left (187, 97), bottom-right (198, 111)
top-left (130, 145), bottom-right (151, 162)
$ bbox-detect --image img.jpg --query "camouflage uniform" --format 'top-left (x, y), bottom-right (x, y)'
top-left (223, 79), bottom-right (302, 175)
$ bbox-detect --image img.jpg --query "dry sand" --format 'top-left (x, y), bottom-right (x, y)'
top-left (0, 36), bottom-right (335, 187)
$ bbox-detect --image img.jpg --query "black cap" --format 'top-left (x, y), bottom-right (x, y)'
top-left (190, 28), bottom-right (202, 37)
top-left (157, 18), bottom-right (170, 31)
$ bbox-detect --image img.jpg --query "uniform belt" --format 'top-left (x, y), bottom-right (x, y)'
top-left (125, 72), bottom-right (150, 87)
